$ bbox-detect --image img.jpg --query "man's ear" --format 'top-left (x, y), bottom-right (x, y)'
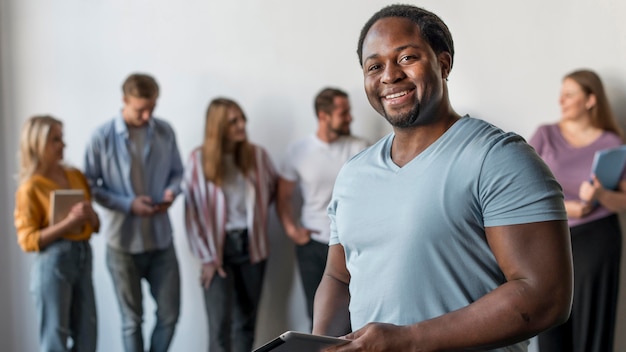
top-left (318, 111), bottom-right (330, 123)
top-left (438, 52), bottom-right (452, 80)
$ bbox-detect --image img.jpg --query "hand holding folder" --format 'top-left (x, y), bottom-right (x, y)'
top-left (590, 145), bottom-right (626, 190)
top-left (50, 189), bottom-right (86, 234)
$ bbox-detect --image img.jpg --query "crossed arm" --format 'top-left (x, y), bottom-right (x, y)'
top-left (313, 220), bottom-right (573, 351)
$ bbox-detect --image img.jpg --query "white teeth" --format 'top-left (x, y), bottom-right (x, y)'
top-left (385, 91), bottom-right (408, 99)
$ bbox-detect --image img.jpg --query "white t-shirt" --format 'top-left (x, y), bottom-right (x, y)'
top-left (221, 154), bottom-right (247, 231)
top-left (281, 134), bottom-right (369, 243)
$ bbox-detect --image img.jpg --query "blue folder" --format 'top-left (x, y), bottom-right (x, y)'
top-left (590, 145), bottom-right (626, 190)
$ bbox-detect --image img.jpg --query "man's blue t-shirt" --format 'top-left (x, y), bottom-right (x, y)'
top-left (328, 117), bottom-right (566, 352)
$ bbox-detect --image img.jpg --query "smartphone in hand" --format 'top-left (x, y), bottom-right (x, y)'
top-left (152, 200), bottom-right (173, 212)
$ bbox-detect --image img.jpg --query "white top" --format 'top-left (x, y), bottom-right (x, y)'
top-left (281, 134), bottom-right (369, 243)
top-left (222, 154), bottom-right (248, 231)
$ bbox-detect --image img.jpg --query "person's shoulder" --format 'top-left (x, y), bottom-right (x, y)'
top-left (459, 116), bottom-right (502, 132)
top-left (152, 117), bottom-right (176, 132)
top-left (342, 134), bottom-right (368, 143)
top-left (284, 135), bottom-right (316, 154)
top-left (602, 130), bottom-right (624, 145)
top-left (455, 116), bottom-right (510, 141)
top-left (249, 143), bottom-right (270, 156)
top-left (91, 117), bottom-right (117, 133)
top-left (63, 166), bottom-right (90, 186)
top-left (455, 116), bottom-right (527, 152)
top-left (88, 116), bottom-right (122, 143)
top-left (63, 166), bottom-right (84, 177)
top-left (288, 135), bottom-right (314, 147)
top-left (533, 122), bottom-right (558, 135)
top-left (340, 135), bottom-right (370, 148)
top-left (16, 175), bottom-right (44, 195)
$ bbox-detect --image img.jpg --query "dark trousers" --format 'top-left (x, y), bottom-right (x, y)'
top-left (538, 214), bottom-right (622, 352)
top-left (295, 239), bottom-right (329, 328)
top-left (204, 229), bottom-right (266, 352)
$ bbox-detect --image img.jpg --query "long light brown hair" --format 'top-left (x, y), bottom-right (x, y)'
top-left (565, 69), bottom-right (624, 140)
top-left (202, 98), bottom-right (255, 186)
top-left (18, 115), bottom-right (63, 184)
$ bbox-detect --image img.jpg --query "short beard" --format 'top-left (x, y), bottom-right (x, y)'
top-left (329, 126), bottom-right (351, 136)
top-left (383, 102), bottom-right (422, 129)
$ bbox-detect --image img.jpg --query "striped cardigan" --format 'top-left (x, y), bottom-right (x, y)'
top-left (182, 145), bottom-right (277, 265)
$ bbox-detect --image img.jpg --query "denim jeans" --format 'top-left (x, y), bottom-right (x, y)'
top-left (30, 239), bottom-right (97, 352)
top-left (295, 239), bottom-right (329, 327)
top-left (204, 229), bottom-right (266, 352)
top-left (106, 244), bottom-right (180, 352)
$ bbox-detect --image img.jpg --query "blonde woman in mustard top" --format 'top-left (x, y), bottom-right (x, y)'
top-left (14, 115), bottom-right (100, 352)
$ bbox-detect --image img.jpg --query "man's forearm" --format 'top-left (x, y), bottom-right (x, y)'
top-left (398, 277), bottom-right (571, 351)
top-left (276, 196), bottom-right (300, 239)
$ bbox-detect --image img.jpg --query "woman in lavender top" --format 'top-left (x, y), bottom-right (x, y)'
top-left (529, 69), bottom-right (626, 352)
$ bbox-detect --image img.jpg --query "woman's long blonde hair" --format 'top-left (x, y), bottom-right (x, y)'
top-left (18, 115), bottom-right (63, 184)
top-left (202, 98), bottom-right (254, 185)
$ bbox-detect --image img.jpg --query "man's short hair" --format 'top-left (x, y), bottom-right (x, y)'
top-left (122, 73), bottom-right (159, 99)
top-left (314, 87), bottom-right (348, 117)
top-left (357, 4), bottom-right (454, 69)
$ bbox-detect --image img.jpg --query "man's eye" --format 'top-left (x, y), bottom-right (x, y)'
top-left (367, 64), bottom-right (381, 72)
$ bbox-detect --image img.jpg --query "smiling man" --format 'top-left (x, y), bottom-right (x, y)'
top-left (312, 5), bottom-right (574, 352)
top-left (276, 87), bottom-right (369, 329)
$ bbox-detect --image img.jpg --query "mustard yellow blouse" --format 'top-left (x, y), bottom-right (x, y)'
top-left (14, 167), bottom-right (94, 252)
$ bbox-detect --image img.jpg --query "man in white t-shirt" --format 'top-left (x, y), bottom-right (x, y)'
top-left (276, 87), bottom-right (369, 327)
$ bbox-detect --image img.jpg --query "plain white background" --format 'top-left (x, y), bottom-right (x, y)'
top-left (1, 0), bottom-right (625, 351)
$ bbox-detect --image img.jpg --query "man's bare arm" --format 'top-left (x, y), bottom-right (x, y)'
top-left (327, 220), bottom-right (573, 351)
top-left (276, 177), bottom-right (312, 245)
top-left (312, 244), bottom-right (352, 337)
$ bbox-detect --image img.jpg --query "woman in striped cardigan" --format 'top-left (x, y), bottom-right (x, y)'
top-left (182, 97), bottom-right (278, 352)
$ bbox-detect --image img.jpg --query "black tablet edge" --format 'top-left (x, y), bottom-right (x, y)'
top-left (253, 337), bottom-right (286, 352)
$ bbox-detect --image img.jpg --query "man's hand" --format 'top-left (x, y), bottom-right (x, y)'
top-left (154, 189), bottom-right (175, 213)
top-left (290, 226), bottom-right (317, 245)
top-left (131, 195), bottom-right (156, 216)
top-left (324, 323), bottom-right (416, 352)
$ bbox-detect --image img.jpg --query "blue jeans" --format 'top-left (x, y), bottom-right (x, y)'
top-left (106, 244), bottom-right (180, 352)
top-left (30, 240), bottom-right (97, 352)
top-left (204, 229), bottom-right (266, 352)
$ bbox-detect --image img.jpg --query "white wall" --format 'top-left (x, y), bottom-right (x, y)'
top-left (1, 0), bottom-right (625, 351)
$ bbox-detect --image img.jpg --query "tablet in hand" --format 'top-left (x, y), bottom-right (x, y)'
top-left (253, 331), bottom-right (347, 352)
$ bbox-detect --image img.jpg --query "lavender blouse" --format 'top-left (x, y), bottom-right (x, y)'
top-left (529, 123), bottom-right (624, 227)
